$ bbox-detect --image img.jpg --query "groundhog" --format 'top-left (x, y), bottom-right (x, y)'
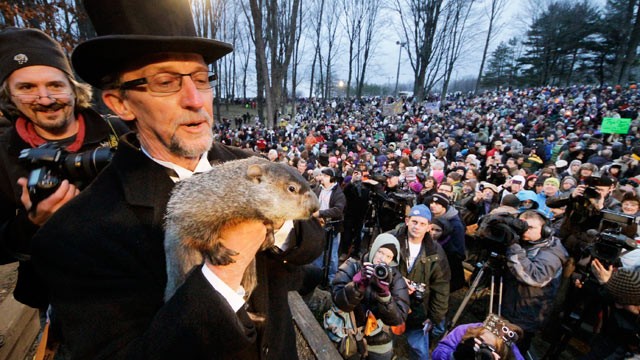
top-left (164, 156), bottom-right (320, 300)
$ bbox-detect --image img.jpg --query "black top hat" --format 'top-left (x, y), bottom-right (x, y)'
top-left (72, 0), bottom-right (233, 88)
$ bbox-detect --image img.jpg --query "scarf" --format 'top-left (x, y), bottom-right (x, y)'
top-left (15, 113), bottom-right (85, 152)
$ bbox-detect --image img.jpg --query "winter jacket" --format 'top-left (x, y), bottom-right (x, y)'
top-left (332, 234), bottom-right (410, 350)
top-left (31, 133), bottom-right (325, 359)
top-left (502, 237), bottom-right (568, 332)
top-left (432, 322), bottom-right (525, 360)
top-left (388, 225), bottom-right (451, 328)
top-left (433, 206), bottom-right (466, 258)
top-left (314, 182), bottom-right (346, 232)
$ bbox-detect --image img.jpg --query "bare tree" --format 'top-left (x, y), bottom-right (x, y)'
top-left (308, 0), bottom-right (325, 98)
top-left (249, 0), bottom-right (300, 127)
top-left (475, 0), bottom-right (507, 93)
top-left (320, 0), bottom-right (341, 98)
top-left (440, 0), bottom-right (476, 98)
top-left (354, 0), bottom-right (382, 98)
top-left (393, 0), bottom-right (445, 101)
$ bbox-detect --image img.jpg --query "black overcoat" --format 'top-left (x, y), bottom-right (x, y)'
top-left (32, 133), bottom-right (324, 359)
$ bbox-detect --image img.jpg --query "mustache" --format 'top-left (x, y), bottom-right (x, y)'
top-left (31, 102), bottom-right (68, 112)
top-left (176, 109), bottom-right (214, 125)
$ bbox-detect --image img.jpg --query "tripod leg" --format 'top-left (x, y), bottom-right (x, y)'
top-left (321, 230), bottom-right (334, 288)
top-left (449, 266), bottom-right (486, 331)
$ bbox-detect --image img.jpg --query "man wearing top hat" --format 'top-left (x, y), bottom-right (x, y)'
top-left (30, 0), bottom-right (323, 358)
top-left (0, 27), bottom-right (128, 309)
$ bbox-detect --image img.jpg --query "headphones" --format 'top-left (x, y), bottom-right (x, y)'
top-left (519, 210), bottom-right (553, 239)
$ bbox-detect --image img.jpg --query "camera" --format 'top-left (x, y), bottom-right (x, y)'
top-left (373, 263), bottom-right (391, 280)
top-left (19, 143), bottom-right (114, 207)
top-left (475, 213), bottom-right (528, 249)
top-left (581, 176), bottom-right (605, 200)
top-left (408, 280), bottom-right (427, 303)
top-left (583, 210), bottom-right (637, 268)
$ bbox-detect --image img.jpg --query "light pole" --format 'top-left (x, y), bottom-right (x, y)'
top-left (394, 41), bottom-right (406, 96)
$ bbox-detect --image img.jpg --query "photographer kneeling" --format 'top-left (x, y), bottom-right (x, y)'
top-left (502, 210), bottom-right (568, 355)
top-left (432, 313), bottom-right (524, 360)
top-left (332, 233), bottom-right (410, 359)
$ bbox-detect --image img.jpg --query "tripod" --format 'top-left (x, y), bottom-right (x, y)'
top-left (360, 197), bottom-right (382, 257)
top-left (320, 221), bottom-right (341, 288)
top-left (448, 252), bottom-right (507, 333)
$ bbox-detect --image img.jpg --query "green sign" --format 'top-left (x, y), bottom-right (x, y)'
top-left (601, 117), bottom-right (631, 134)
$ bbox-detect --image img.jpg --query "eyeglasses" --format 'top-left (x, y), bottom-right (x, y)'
top-left (119, 71), bottom-right (217, 96)
top-left (11, 93), bottom-right (72, 104)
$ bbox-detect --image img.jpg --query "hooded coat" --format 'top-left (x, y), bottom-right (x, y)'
top-left (332, 234), bottom-right (410, 348)
top-left (388, 225), bottom-right (451, 327)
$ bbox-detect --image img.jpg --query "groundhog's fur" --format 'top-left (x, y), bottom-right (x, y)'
top-left (164, 156), bottom-right (319, 301)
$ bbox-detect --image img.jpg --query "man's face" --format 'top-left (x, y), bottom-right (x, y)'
top-left (429, 202), bottom-right (446, 216)
top-left (595, 185), bottom-right (612, 199)
top-left (7, 65), bottom-right (76, 137)
top-left (438, 185), bottom-right (453, 198)
top-left (320, 173), bottom-right (333, 187)
top-left (482, 188), bottom-right (495, 201)
top-left (521, 216), bottom-right (544, 242)
top-left (510, 181), bottom-right (523, 193)
top-left (104, 53), bottom-right (214, 167)
top-left (406, 216), bottom-right (431, 240)
top-left (543, 183), bottom-right (559, 196)
top-left (297, 161), bottom-right (307, 173)
top-left (387, 175), bottom-right (399, 188)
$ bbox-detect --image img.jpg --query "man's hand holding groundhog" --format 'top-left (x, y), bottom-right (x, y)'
top-left (205, 219), bottom-right (267, 291)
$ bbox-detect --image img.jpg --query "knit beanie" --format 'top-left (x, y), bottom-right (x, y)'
top-left (606, 268), bottom-right (640, 305)
top-left (0, 27), bottom-right (73, 83)
top-left (379, 243), bottom-right (398, 261)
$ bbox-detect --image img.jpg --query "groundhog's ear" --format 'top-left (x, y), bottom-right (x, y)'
top-left (247, 164), bottom-right (263, 183)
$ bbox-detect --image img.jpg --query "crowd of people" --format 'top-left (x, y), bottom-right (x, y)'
top-left (1, 0), bottom-right (640, 359)
top-left (221, 68), bottom-right (640, 359)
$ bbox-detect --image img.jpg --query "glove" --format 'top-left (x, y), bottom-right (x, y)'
top-left (352, 267), bottom-right (370, 292)
top-left (371, 276), bottom-right (390, 297)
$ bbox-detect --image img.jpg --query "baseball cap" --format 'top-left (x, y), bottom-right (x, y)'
top-left (408, 204), bottom-right (432, 221)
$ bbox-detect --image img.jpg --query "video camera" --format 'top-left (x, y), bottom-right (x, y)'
top-left (581, 210), bottom-right (637, 268)
top-left (475, 213), bottom-right (528, 252)
top-left (19, 143), bottom-right (114, 207)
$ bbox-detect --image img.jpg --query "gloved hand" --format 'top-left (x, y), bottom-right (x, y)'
top-left (370, 276), bottom-right (390, 297)
top-left (352, 265), bottom-right (372, 291)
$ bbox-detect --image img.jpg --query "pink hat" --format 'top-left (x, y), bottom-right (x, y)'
top-left (409, 181), bottom-right (424, 194)
top-left (432, 170), bottom-right (445, 185)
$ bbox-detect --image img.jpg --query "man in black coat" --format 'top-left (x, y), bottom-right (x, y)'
top-left (30, 0), bottom-right (323, 358)
top-left (0, 27), bottom-right (128, 308)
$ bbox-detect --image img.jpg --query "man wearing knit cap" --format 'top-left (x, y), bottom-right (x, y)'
top-left (427, 192), bottom-right (466, 292)
top-left (388, 204), bottom-right (450, 359)
top-left (582, 268), bottom-right (640, 358)
top-left (0, 27), bottom-right (128, 308)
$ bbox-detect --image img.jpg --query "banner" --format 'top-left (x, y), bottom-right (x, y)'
top-left (601, 117), bottom-right (631, 134)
